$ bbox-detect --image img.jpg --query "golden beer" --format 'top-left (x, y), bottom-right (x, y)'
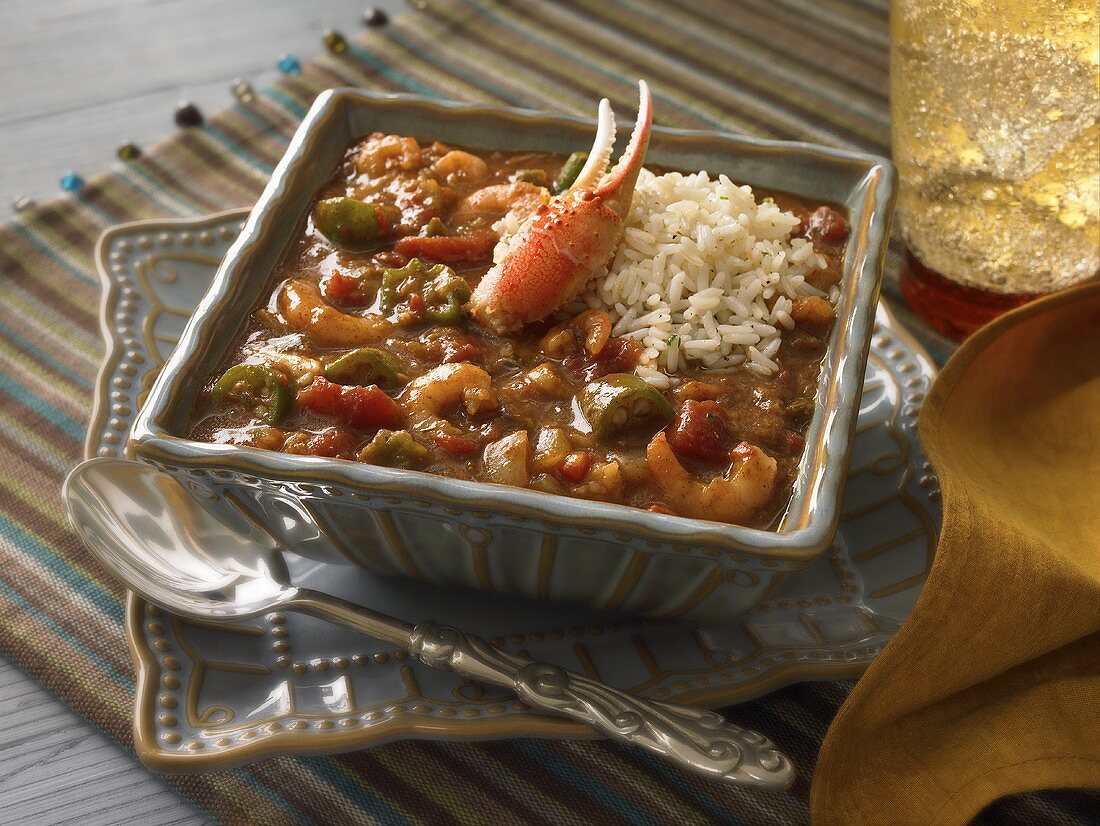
top-left (891, 0), bottom-right (1099, 335)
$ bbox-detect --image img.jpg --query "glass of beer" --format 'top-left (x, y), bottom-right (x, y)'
top-left (890, 0), bottom-right (1099, 339)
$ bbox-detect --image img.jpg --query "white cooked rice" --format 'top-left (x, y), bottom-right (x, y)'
top-left (494, 168), bottom-right (832, 386)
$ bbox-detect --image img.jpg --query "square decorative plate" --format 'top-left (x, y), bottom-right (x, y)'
top-left (92, 210), bottom-right (939, 772)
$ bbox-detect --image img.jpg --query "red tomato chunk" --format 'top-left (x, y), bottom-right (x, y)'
top-left (297, 377), bottom-right (403, 428)
top-left (667, 400), bottom-right (729, 463)
top-left (321, 270), bottom-right (365, 302)
top-left (804, 206), bottom-right (848, 245)
top-left (434, 431), bottom-right (481, 455)
top-left (559, 451), bottom-right (593, 483)
top-left (285, 427), bottom-right (358, 458)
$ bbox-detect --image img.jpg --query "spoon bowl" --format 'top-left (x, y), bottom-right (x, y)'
top-left (64, 458), bottom-right (295, 618)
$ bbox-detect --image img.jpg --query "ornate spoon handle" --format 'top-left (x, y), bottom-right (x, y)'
top-left (296, 592), bottom-right (793, 789)
top-left (407, 621), bottom-right (795, 789)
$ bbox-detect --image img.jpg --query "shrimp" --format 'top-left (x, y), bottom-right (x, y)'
top-left (538, 309), bottom-right (612, 358)
top-left (574, 309), bottom-right (612, 356)
top-left (646, 432), bottom-right (777, 525)
top-left (571, 459), bottom-right (625, 504)
top-left (468, 80), bottom-right (652, 334)
top-left (431, 150), bottom-right (490, 185)
top-left (450, 181), bottom-right (549, 226)
top-left (789, 295), bottom-right (834, 330)
top-left (400, 363), bottom-right (497, 428)
top-left (518, 363), bottom-right (573, 399)
top-left (277, 279), bottom-right (392, 348)
top-left (242, 346), bottom-right (323, 387)
top-left (354, 134), bottom-right (422, 176)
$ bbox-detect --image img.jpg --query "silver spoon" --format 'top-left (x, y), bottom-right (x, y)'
top-left (63, 457), bottom-right (795, 789)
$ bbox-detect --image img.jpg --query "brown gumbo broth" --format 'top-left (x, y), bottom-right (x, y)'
top-left (187, 133), bottom-right (849, 528)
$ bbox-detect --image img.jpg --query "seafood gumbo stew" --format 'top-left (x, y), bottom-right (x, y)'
top-left (188, 83), bottom-right (850, 529)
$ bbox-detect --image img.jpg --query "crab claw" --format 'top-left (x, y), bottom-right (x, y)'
top-left (469, 80), bottom-right (653, 335)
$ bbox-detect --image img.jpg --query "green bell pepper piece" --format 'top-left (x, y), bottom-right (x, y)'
top-left (359, 429), bottom-right (430, 469)
top-left (313, 197), bottom-right (400, 249)
top-left (423, 217), bottom-right (451, 237)
top-left (551, 151), bottom-right (590, 194)
top-left (323, 347), bottom-right (401, 388)
top-left (252, 308), bottom-right (284, 333)
top-left (423, 279), bottom-right (471, 323)
top-left (380, 258), bottom-right (471, 325)
top-left (514, 168), bottom-right (549, 187)
top-left (211, 364), bottom-right (293, 425)
top-left (577, 373), bottom-right (674, 440)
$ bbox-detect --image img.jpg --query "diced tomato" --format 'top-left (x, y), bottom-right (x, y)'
top-left (339, 387), bottom-right (402, 428)
top-left (296, 375), bottom-right (342, 413)
top-left (297, 377), bottom-right (403, 428)
top-left (564, 335), bottom-right (643, 382)
top-left (394, 232), bottom-right (497, 265)
top-left (597, 337), bottom-right (643, 372)
top-left (321, 270), bottom-right (364, 302)
top-left (408, 293), bottom-right (425, 314)
top-left (667, 400), bottom-right (729, 463)
top-left (423, 330), bottom-right (482, 365)
top-left (559, 451), bottom-right (593, 483)
top-left (804, 206), bottom-right (848, 245)
top-left (434, 431), bottom-right (481, 454)
top-left (286, 427), bottom-right (358, 458)
top-left (782, 428), bottom-right (805, 454)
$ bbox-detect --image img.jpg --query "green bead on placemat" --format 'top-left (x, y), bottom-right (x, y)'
top-left (322, 29), bottom-right (348, 53)
top-left (116, 142), bottom-right (141, 161)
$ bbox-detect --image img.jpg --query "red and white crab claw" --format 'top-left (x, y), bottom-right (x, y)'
top-left (468, 80), bottom-right (653, 335)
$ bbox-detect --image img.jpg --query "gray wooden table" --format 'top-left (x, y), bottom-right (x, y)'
top-left (0, 2), bottom-right (403, 823)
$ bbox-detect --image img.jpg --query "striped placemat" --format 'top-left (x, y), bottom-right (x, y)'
top-left (0, 1), bottom-right (1095, 823)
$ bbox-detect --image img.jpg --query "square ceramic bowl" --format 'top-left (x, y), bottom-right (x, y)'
top-left (131, 88), bottom-right (895, 621)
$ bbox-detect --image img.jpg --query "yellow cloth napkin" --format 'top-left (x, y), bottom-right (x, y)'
top-left (811, 282), bottom-right (1100, 824)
